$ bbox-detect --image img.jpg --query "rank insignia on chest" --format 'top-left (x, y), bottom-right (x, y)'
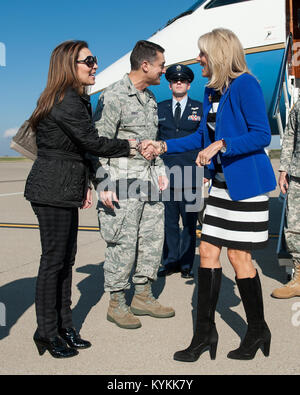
top-left (188, 114), bottom-right (201, 121)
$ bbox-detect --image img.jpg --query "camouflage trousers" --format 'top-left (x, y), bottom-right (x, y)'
top-left (98, 198), bottom-right (164, 292)
top-left (285, 176), bottom-right (300, 262)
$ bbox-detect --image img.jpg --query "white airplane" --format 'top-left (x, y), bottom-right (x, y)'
top-left (90, 0), bottom-right (300, 276)
top-left (90, 0), bottom-right (300, 143)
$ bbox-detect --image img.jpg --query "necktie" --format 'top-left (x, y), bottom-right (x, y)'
top-left (174, 102), bottom-right (181, 126)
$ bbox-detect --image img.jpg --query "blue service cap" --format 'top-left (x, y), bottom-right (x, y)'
top-left (165, 64), bottom-right (194, 83)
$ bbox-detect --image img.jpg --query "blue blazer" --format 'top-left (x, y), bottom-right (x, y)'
top-left (158, 97), bottom-right (203, 188)
top-left (166, 73), bottom-right (277, 200)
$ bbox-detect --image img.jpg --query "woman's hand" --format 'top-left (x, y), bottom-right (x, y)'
top-left (278, 171), bottom-right (289, 194)
top-left (196, 140), bottom-right (224, 167)
top-left (81, 187), bottom-right (93, 209)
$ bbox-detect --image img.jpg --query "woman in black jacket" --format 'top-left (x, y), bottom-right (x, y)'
top-left (24, 40), bottom-right (135, 358)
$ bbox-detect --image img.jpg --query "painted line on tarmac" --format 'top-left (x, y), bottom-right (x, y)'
top-left (0, 180), bottom-right (26, 183)
top-left (0, 223), bottom-right (99, 232)
top-left (0, 192), bottom-right (24, 197)
top-left (0, 223), bottom-right (279, 238)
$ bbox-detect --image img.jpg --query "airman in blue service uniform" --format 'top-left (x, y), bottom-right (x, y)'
top-left (158, 64), bottom-right (203, 278)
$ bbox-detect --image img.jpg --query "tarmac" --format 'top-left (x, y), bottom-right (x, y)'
top-left (0, 159), bottom-right (299, 376)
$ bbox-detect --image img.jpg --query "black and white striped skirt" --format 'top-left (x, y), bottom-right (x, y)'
top-left (201, 179), bottom-right (269, 250)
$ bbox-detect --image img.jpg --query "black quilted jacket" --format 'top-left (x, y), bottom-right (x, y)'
top-left (24, 88), bottom-right (129, 207)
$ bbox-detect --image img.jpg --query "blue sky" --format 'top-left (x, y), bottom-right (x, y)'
top-left (0, 0), bottom-right (196, 156)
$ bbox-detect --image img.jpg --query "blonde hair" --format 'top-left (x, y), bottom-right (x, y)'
top-left (198, 28), bottom-right (250, 93)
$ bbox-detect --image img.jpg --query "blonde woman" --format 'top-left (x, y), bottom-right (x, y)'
top-left (141, 28), bottom-right (276, 361)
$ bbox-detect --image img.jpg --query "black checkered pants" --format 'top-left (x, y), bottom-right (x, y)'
top-left (31, 203), bottom-right (78, 338)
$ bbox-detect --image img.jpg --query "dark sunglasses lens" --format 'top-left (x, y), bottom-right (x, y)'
top-left (85, 56), bottom-right (97, 67)
top-left (173, 78), bottom-right (187, 83)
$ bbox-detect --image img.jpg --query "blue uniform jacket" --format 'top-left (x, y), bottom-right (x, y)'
top-left (166, 73), bottom-right (277, 200)
top-left (158, 98), bottom-right (203, 188)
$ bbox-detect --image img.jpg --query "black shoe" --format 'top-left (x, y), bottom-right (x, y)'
top-left (227, 271), bottom-right (271, 360)
top-left (227, 324), bottom-right (271, 360)
top-left (59, 327), bottom-right (92, 349)
top-left (174, 323), bottom-right (218, 362)
top-left (158, 264), bottom-right (180, 277)
top-left (173, 268), bottom-right (222, 362)
top-left (33, 330), bottom-right (79, 358)
top-left (181, 269), bottom-right (194, 279)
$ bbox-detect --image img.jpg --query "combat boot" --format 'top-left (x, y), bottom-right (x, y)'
top-left (107, 291), bottom-right (142, 329)
top-left (130, 281), bottom-right (175, 318)
top-left (271, 262), bottom-right (300, 299)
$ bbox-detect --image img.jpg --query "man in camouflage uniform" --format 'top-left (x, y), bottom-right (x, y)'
top-left (272, 98), bottom-right (300, 298)
top-left (94, 40), bottom-right (175, 328)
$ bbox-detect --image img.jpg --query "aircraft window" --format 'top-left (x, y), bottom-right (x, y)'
top-left (186, 0), bottom-right (208, 13)
top-left (163, 0), bottom-right (207, 28)
top-left (158, 0), bottom-right (251, 32)
top-left (205, 0), bottom-right (251, 9)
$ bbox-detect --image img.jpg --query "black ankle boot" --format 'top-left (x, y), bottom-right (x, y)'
top-left (173, 267), bottom-right (222, 362)
top-left (33, 330), bottom-right (79, 358)
top-left (227, 271), bottom-right (271, 360)
top-left (59, 327), bottom-right (92, 349)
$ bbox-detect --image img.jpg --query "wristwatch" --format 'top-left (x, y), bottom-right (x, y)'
top-left (220, 139), bottom-right (227, 154)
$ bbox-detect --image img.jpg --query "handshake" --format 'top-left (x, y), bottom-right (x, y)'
top-left (129, 140), bottom-right (167, 160)
top-left (129, 137), bottom-right (224, 165)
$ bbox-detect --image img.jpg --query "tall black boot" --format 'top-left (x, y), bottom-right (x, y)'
top-left (227, 270), bottom-right (271, 360)
top-left (173, 267), bottom-right (222, 362)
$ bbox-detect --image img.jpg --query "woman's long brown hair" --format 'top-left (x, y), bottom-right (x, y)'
top-left (29, 40), bottom-right (88, 130)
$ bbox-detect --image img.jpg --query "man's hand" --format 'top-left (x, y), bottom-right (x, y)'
top-left (158, 175), bottom-right (169, 191)
top-left (100, 190), bottom-right (119, 210)
top-left (278, 171), bottom-right (289, 194)
top-left (138, 140), bottom-right (163, 160)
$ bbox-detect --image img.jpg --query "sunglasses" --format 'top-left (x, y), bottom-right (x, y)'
top-left (76, 55), bottom-right (98, 68)
top-left (171, 78), bottom-right (189, 83)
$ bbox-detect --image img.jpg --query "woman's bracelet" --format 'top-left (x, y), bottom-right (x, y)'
top-left (128, 139), bottom-right (140, 157)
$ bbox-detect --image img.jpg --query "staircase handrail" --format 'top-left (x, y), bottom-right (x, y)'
top-left (272, 33), bottom-right (293, 119)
